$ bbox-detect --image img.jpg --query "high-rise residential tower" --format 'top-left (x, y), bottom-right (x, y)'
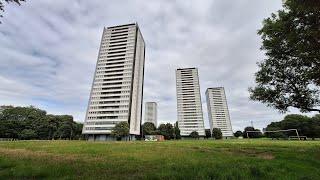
top-left (144, 102), bottom-right (157, 127)
top-left (176, 68), bottom-right (205, 136)
top-left (206, 87), bottom-right (233, 138)
top-left (82, 23), bottom-right (145, 141)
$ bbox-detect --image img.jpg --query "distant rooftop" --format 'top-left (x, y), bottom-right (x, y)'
top-left (176, 67), bottom-right (197, 70)
top-left (106, 23), bottom-right (136, 29)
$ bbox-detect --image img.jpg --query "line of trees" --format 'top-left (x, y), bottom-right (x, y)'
top-left (0, 105), bottom-right (83, 140)
top-left (110, 121), bottom-right (182, 141)
top-left (203, 128), bottom-right (223, 139)
top-left (265, 114), bottom-right (320, 139)
top-left (234, 114), bottom-right (320, 139)
top-left (141, 122), bottom-right (181, 140)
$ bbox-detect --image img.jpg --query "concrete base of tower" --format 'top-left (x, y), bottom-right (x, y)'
top-left (181, 136), bottom-right (205, 140)
top-left (86, 134), bottom-right (137, 141)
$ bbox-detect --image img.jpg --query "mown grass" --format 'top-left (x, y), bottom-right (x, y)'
top-left (0, 139), bottom-right (319, 179)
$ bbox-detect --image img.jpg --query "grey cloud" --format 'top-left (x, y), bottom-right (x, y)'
top-left (1, 0), bottom-right (314, 130)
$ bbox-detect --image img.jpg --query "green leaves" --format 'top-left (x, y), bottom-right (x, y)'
top-left (0, 0), bottom-right (25, 24)
top-left (0, 105), bottom-right (83, 140)
top-left (250, 0), bottom-right (320, 113)
top-left (142, 122), bottom-right (156, 135)
top-left (111, 121), bottom-right (129, 139)
top-left (212, 128), bottom-right (222, 139)
top-left (189, 131), bottom-right (199, 139)
top-left (265, 114), bottom-right (320, 138)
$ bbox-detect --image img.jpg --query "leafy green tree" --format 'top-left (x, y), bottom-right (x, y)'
top-left (212, 128), bottom-right (222, 139)
top-left (72, 122), bottom-right (84, 140)
top-left (205, 129), bottom-right (211, 139)
top-left (189, 131), bottom-right (199, 139)
top-left (310, 115), bottom-right (320, 138)
top-left (158, 123), bottom-right (174, 140)
top-left (111, 122), bottom-right (129, 140)
top-left (265, 114), bottom-right (320, 139)
top-left (0, 120), bottom-right (18, 139)
top-left (55, 124), bottom-right (72, 139)
top-left (53, 115), bottom-right (74, 140)
top-left (19, 129), bottom-right (37, 140)
top-left (234, 131), bottom-right (243, 138)
top-left (174, 121), bottom-right (181, 139)
top-left (249, 0), bottom-right (320, 113)
top-left (264, 127), bottom-right (287, 139)
top-left (0, 0), bottom-right (25, 23)
top-left (243, 127), bottom-right (262, 138)
top-left (142, 122), bottom-right (156, 136)
top-left (0, 105), bottom-right (83, 140)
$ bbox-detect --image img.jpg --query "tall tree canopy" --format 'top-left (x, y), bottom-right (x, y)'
top-left (157, 123), bottom-right (175, 140)
top-left (234, 131), bottom-right (243, 138)
top-left (265, 114), bottom-right (320, 138)
top-left (243, 127), bottom-right (262, 138)
top-left (249, 0), bottom-right (320, 113)
top-left (0, 0), bottom-right (25, 23)
top-left (111, 121), bottom-right (129, 140)
top-left (205, 129), bottom-right (211, 139)
top-left (212, 128), bottom-right (222, 139)
top-left (0, 105), bottom-right (83, 140)
top-left (189, 131), bottom-right (199, 139)
top-left (173, 121), bottom-right (181, 139)
top-left (142, 122), bottom-right (156, 136)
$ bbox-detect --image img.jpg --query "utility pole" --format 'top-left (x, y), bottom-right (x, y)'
top-left (250, 120), bottom-right (254, 127)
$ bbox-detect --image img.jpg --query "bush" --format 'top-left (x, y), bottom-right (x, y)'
top-left (190, 131), bottom-right (199, 139)
top-left (234, 131), bottom-right (243, 138)
top-left (111, 122), bottom-right (129, 140)
top-left (212, 128), bottom-right (222, 139)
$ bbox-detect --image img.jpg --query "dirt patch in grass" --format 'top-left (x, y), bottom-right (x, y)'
top-left (222, 148), bottom-right (275, 160)
top-left (0, 148), bottom-right (79, 162)
top-left (257, 153), bottom-right (274, 160)
top-left (188, 146), bottom-right (274, 160)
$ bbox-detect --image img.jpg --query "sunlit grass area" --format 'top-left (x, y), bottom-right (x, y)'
top-left (0, 139), bottom-right (319, 179)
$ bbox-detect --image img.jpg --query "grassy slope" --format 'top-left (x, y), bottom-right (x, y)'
top-left (0, 140), bottom-right (319, 180)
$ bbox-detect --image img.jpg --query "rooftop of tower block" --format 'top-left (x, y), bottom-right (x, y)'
top-left (176, 67), bottom-right (197, 71)
top-left (106, 23), bottom-right (136, 29)
top-left (206, 87), bottom-right (225, 93)
top-left (146, 102), bottom-right (157, 105)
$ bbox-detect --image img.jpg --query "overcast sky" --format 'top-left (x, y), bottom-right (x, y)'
top-left (1, 0), bottom-right (316, 131)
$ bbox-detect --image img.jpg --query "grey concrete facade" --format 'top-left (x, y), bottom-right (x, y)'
top-left (206, 87), bottom-right (233, 137)
top-left (144, 102), bottom-right (157, 127)
top-left (82, 23), bottom-right (145, 140)
top-left (176, 68), bottom-right (205, 136)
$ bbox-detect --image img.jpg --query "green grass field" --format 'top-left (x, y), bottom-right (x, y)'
top-left (0, 140), bottom-right (319, 180)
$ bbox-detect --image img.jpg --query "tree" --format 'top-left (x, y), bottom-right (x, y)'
top-left (0, 105), bottom-right (83, 140)
top-left (249, 0), bottom-right (320, 113)
top-left (142, 122), bottom-right (156, 136)
top-left (243, 127), bottom-right (262, 138)
top-left (174, 121), bottom-right (181, 139)
top-left (189, 131), bottom-right (199, 139)
top-left (19, 129), bottom-right (37, 140)
top-left (234, 131), bottom-right (243, 138)
top-left (72, 122), bottom-right (84, 140)
top-left (205, 129), bottom-right (211, 139)
top-left (0, 0), bottom-right (25, 23)
top-left (111, 122), bottom-right (129, 140)
top-left (264, 127), bottom-right (287, 139)
top-left (265, 114), bottom-right (320, 139)
top-left (158, 123), bottom-right (174, 140)
top-left (212, 128), bottom-right (222, 139)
